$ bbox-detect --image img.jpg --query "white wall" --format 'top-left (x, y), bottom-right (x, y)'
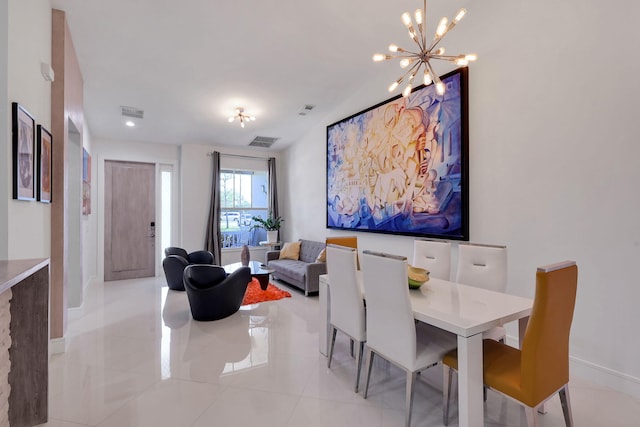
top-left (283, 0), bottom-right (640, 397)
top-left (0, 1), bottom-right (8, 259)
top-left (4, 0), bottom-right (52, 258)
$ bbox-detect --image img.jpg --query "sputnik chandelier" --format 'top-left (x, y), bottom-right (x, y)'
top-left (228, 107), bottom-right (255, 128)
top-left (373, 0), bottom-right (477, 97)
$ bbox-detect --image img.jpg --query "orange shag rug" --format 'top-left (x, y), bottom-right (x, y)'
top-left (242, 278), bottom-right (291, 305)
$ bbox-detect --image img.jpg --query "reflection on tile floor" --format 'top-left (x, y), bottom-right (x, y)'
top-left (40, 276), bottom-right (640, 426)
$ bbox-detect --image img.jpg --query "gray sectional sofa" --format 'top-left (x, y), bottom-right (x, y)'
top-left (266, 239), bottom-right (326, 296)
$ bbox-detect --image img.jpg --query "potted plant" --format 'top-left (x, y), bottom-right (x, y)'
top-left (250, 212), bottom-right (283, 243)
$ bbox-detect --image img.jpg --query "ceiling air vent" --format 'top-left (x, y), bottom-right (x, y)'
top-left (249, 136), bottom-right (279, 148)
top-left (121, 106), bottom-right (144, 119)
top-left (298, 104), bottom-right (315, 116)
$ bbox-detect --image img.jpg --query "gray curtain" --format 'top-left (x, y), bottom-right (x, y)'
top-left (268, 157), bottom-right (279, 219)
top-left (204, 151), bottom-right (222, 264)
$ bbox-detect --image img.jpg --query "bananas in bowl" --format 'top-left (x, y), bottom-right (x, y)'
top-left (408, 265), bottom-right (430, 289)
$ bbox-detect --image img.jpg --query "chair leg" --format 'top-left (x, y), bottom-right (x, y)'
top-left (350, 339), bottom-right (355, 358)
top-left (363, 349), bottom-right (375, 399)
top-left (559, 385), bottom-right (574, 427)
top-left (405, 370), bottom-right (417, 427)
top-left (354, 341), bottom-right (364, 393)
top-left (443, 365), bottom-right (452, 426)
top-left (525, 406), bottom-right (540, 427)
top-left (327, 327), bottom-right (337, 368)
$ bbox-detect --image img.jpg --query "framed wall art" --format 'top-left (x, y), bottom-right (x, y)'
top-left (37, 125), bottom-right (52, 203)
top-left (326, 67), bottom-right (469, 240)
top-left (82, 148), bottom-right (91, 215)
top-left (12, 102), bottom-right (36, 201)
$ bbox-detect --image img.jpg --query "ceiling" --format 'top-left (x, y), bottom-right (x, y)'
top-left (50, 0), bottom-right (472, 151)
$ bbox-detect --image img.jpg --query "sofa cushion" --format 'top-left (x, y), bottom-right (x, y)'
top-left (279, 241), bottom-right (301, 260)
top-left (316, 247), bottom-right (327, 263)
top-left (298, 239), bottom-right (325, 263)
top-left (269, 259), bottom-right (307, 284)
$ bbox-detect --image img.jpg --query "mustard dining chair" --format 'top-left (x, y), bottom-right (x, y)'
top-left (361, 250), bottom-right (457, 427)
top-left (455, 243), bottom-right (508, 341)
top-left (326, 244), bottom-right (366, 392)
top-left (412, 239), bottom-right (452, 280)
top-left (326, 235), bottom-right (359, 268)
top-left (442, 260), bottom-right (578, 427)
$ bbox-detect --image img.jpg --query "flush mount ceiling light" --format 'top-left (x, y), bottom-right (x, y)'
top-left (228, 107), bottom-right (256, 128)
top-left (373, 0), bottom-right (477, 97)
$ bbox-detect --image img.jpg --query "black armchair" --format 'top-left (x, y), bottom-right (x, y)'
top-left (183, 264), bottom-right (252, 321)
top-left (162, 247), bottom-right (215, 291)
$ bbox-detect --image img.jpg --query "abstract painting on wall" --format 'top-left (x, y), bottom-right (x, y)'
top-left (326, 68), bottom-right (469, 240)
top-left (82, 148), bottom-right (91, 215)
top-left (12, 103), bottom-right (36, 201)
top-left (37, 125), bottom-right (52, 203)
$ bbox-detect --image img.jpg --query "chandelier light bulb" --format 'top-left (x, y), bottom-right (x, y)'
top-left (423, 69), bottom-right (432, 85)
top-left (401, 12), bottom-right (412, 27)
top-left (454, 8), bottom-right (466, 23)
top-left (373, 0), bottom-right (477, 96)
top-left (228, 117), bottom-right (234, 123)
top-left (373, 53), bottom-right (391, 62)
top-left (436, 17), bottom-right (448, 37)
top-left (414, 9), bottom-right (423, 25)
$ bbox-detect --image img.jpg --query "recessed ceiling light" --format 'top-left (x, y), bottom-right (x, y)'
top-left (125, 121), bottom-right (135, 127)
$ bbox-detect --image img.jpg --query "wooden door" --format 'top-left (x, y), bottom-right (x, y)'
top-left (104, 161), bottom-right (155, 281)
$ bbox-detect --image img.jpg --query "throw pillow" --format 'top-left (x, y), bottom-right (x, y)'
top-left (279, 241), bottom-right (301, 260)
top-left (316, 247), bottom-right (327, 263)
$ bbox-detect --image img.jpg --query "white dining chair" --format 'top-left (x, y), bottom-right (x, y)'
top-left (412, 239), bottom-right (452, 280)
top-left (326, 244), bottom-right (366, 392)
top-left (361, 250), bottom-right (457, 427)
top-left (455, 243), bottom-right (508, 341)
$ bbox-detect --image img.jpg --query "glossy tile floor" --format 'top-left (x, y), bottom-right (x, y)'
top-left (40, 275), bottom-right (640, 427)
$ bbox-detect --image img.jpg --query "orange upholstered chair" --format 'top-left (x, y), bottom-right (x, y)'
top-left (325, 236), bottom-right (359, 268)
top-left (442, 261), bottom-right (578, 427)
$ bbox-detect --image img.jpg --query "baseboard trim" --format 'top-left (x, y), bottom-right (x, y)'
top-left (569, 355), bottom-right (640, 399)
top-left (50, 336), bottom-right (67, 354)
top-left (506, 334), bottom-right (640, 399)
top-left (68, 303), bottom-right (85, 320)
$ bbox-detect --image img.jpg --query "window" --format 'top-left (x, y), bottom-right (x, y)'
top-left (160, 165), bottom-right (173, 266)
top-left (220, 168), bottom-right (268, 248)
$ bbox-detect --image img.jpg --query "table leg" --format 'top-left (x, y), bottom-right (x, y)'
top-left (256, 275), bottom-right (269, 291)
top-left (457, 333), bottom-right (484, 427)
top-left (319, 279), bottom-right (330, 356)
top-left (518, 315), bottom-right (529, 348)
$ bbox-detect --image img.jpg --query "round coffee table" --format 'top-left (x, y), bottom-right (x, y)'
top-left (223, 260), bottom-right (274, 290)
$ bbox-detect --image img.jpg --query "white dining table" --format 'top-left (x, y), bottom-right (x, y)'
top-left (319, 273), bottom-right (533, 427)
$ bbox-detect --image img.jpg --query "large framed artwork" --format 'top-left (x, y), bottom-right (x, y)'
top-left (326, 67), bottom-right (469, 240)
top-left (12, 102), bottom-right (36, 201)
top-left (37, 125), bottom-right (52, 203)
top-left (82, 148), bottom-right (91, 215)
